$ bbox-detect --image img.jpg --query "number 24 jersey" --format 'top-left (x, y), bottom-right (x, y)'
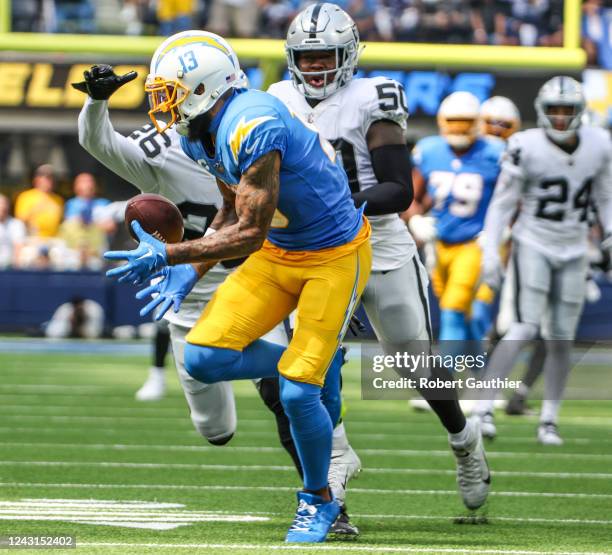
top-left (501, 126), bottom-right (612, 260)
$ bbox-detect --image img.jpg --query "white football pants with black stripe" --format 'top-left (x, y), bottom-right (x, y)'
top-left (169, 320), bottom-right (288, 444)
top-left (477, 240), bottom-right (588, 422)
top-left (361, 254), bottom-right (433, 349)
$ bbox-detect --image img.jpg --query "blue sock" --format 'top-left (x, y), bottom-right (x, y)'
top-left (469, 300), bottom-right (493, 341)
top-left (321, 348), bottom-right (344, 428)
top-left (440, 309), bottom-right (469, 341)
top-left (184, 339), bottom-right (285, 383)
top-left (280, 377), bottom-right (332, 492)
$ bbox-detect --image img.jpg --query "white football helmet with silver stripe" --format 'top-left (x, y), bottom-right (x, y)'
top-left (285, 3), bottom-right (360, 100)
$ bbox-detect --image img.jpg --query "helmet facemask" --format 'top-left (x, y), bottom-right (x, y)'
top-left (145, 76), bottom-right (190, 134)
top-left (482, 118), bottom-right (517, 140)
top-left (537, 102), bottom-right (584, 144)
top-left (288, 44), bottom-right (357, 100)
top-left (438, 118), bottom-right (479, 150)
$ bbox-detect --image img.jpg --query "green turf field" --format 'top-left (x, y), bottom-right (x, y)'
top-left (0, 345), bottom-right (611, 554)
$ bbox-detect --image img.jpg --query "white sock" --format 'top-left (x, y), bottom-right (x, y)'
top-left (449, 420), bottom-right (472, 446)
top-left (540, 400), bottom-right (561, 424)
top-left (332, 422), bottom-right (349, 452)
top-left (475, 397), bottom-right (495, 416)
top-left (148, 367), bottom-right (165, 380)
top-left (517, 382), bottom-right (530, 397)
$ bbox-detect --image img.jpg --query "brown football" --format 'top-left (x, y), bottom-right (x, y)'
top-left (125, 193), bottom-right (184, 244)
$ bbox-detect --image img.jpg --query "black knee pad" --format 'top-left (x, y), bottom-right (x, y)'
top-left (256, 377), bottom-right (284, 415)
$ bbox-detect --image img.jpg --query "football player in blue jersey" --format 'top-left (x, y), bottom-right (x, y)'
top-left (410, 92), bottom-right (503, 342)
top-left (104, 32), bottom-right (372, 543)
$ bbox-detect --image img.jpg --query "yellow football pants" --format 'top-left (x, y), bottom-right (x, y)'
top-left (186, 232), bottom-right (372, 387)
top-left (432, 239), bottom-right (493, 314)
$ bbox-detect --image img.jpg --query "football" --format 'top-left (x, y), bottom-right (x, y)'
top-left (125, 193), bottom-right (184, 244)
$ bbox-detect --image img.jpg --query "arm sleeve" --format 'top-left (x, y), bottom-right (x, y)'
top-left (592, 136), bottom-right (612, 236)
top-left (352, 144), bottom-right (414, 215)
top-left (77, 98), bottom-right (159, 192)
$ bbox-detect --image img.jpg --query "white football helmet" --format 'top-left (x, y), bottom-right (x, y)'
top-left (479, 96), bottom-right (521, 140)
top-left (437, 91), bottom-right (481, 149)
top-left (535, 76), bottom-right (585, 144)
top-left (146, 30), bottom-right (245, 135)
top-left (285, 3), bottom-right (361, 100)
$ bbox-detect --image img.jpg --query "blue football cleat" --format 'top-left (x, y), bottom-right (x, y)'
top-left (285, 491), bottom-right (341, 543)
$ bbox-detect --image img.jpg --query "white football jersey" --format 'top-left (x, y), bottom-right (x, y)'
top-left (268, 78), bottom-right (417, 272)
top-left (502, 126), bottom-right (612, 260)
top-left (78, 98), bottom-right (230, 327)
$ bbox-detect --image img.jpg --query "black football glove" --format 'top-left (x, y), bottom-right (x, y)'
top-left (71, 64), bottom-right (138, 100)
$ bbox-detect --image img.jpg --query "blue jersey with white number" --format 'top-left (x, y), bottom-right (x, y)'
top-left (181, 89), bottom-right (363, 251)
top-left (413, 136), bottom-right (503, 244)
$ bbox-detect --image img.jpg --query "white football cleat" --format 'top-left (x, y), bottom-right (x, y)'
top-left (135, 367), bottom-right (166, 401)
top-left (328, 444), bottom-right (361, 505)
top-left (476, 411), bottom-right (497, 440)
top-left (537, 422), bottom-right (563, 446)
top-left (449, 417), bottom-right (491, 510)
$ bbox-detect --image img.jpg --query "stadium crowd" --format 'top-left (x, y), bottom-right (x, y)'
top-left (0, 165), bottom-right (123, 271)
top-left (12, 0), bottom-right (566, 46)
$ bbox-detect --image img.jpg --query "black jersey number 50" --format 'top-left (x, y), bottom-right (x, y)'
top-left (376, 83), bottom-right (408, 114)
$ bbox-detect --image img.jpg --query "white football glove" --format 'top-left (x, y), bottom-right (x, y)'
top-left (408, 214), bottom-right (437, 243)
top-left (481, 252), bottom-right (503, 291)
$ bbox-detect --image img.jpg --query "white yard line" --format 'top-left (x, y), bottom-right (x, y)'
top-left (74, 541), bottom-right (612, 554)
top-left (0, 447), bottom-right (609, 479)
top-left (0, 498), bottom-right (610, 527)
top-left (0, 426), bottom-right (609, 449)
top-left (0, 481), bottom-right (609, 500)
top-left (1, 440), bottom-right (610, 460)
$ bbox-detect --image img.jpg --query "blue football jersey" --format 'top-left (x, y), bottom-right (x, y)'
top-left (181, 89), bottom-right (363, 251)
top-left (413, 136), bottom-right (503, 244)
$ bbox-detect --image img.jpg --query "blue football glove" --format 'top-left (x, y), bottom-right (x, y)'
top-left (136, 264), bottom-right (199, 321)
top-left (104, 221), bottom-right (167, 285)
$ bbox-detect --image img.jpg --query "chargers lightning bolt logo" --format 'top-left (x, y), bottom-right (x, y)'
top-left (229, 116), bottom-right (275, 163)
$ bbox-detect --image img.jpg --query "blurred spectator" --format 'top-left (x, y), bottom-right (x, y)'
top-left (420, 0), bottom-right (473, 43)
top-left (470, 0), bottom-right (509, 44)
top-left (208, 0), bottom-right (261, 38)
top-left (120, 0), bottom-right (146, 35)
top-left (157, 0), bottom-right (196, 35)
top-left (11, 0), bottom-right (55, 32)
top-left (583, 0), bottom-right (612, 69)
top-left (504, 0), bottom-right (562, 46)
top-left (54, 0), bottom-right (96, 33)
top-left (260, 0), bottom-right (296, 38)
top-left (45, 296), bottom-right (105, 339)
top-left (0, 194), bottom-right (27, 269)
top-left (345, 0), bottom-right (379, 40)
top-left (59, 173), bottom-right (111, 270)
top-left (14, 164), bottom-right (64, 238)
top-left (64, 173), bottom-right (110, 225)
